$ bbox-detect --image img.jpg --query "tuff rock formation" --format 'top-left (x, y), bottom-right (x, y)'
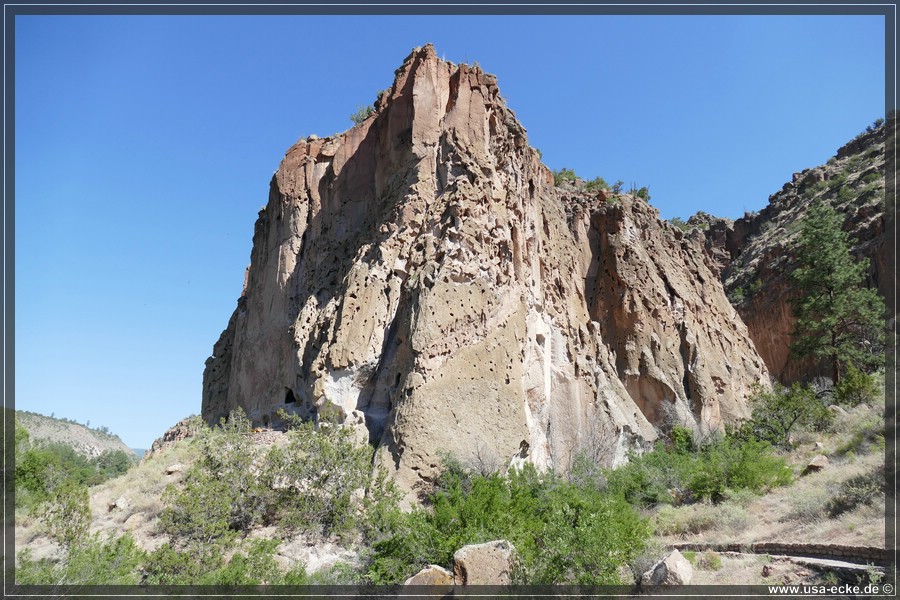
top-left (202, 44), bottom-right (769, 496)
top-left (697, 120), bottom-right (890, 382)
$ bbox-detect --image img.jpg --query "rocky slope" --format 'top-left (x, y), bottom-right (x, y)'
top-left (15, 410), bottom-right (136, 459)
top-left (202, 44), bottom-right (769, 496)
top-left (696, 120), bottom-right (890, 382)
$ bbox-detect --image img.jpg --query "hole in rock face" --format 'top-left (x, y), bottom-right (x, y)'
top-left (536, 333), bottom-right (546, 346)
top-left (284, 388), bottom-right (297, 404)
top-left (263, 414), bottom-right (270, 427)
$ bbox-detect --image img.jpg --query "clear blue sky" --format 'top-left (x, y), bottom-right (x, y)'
top-left (13, 14), bottom-right (886, 449)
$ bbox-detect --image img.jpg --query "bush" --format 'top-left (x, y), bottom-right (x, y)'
top-left (584, 176), bottom-right (609, 192)
top-left (826, 465), bottom-right (885, 517)
top-left (736, 383), bottom-right (833, 449)
top-left (38, 481), bottom-right (91, 551)
top-left (552, 167), bottom-right (577, 186)
top-left (670, 217), bottom-right (692, 232)
top-left (834, 365), bottom-right (879, 406)
top-left (605, 431), bottom-right (791, 506)
top-left (16, 533), bottom-right (146, 586)
top-left (350, 105), bottom-right (374, 124)
top-left (266, 415), bottom-right (374, 537)
top-left (159, 409), bottom-right (266, 549)
top-left (364, 462), bottom-right (650, 585)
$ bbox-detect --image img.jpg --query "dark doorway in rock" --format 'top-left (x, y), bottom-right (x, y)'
top-left (284, 388), bottom-right (296, 404)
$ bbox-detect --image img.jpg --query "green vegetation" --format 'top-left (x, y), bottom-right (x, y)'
top-left (15, 422), bottom-right (134, 511)
top-left (17, 409), bottom-right (653, 587)
top-left (834, 365), bottom-right (879, 406)
top-left (364, 457), bottom-right (650, 585)
top-left (584, 176), bottom-right (609, 192)
top-left (669, 217), bottom-right (692, 232)
top-left (732, 383), bottom-right (833, 450)
top-left (790, 202), bottom-right (886, 383)
top-left (604, 426), bottom-right (791, 506)
top-left (633, 186), bottom-right (651, 201)
top-left (552, 167), bottom-right (577, 186)
top-left (826, 465), bottom-right (885, 517)
top-left (350, 105), bottom-right (375, 124)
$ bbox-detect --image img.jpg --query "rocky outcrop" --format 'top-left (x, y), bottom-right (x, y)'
top-left (700, 120), bottom-right (890, 382)
top-left (202, 44), bottom-right (769, 496)
top-left (142, 416), bottom-right (202, 463)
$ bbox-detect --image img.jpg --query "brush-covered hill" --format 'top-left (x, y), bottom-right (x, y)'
top-left (15, 410), bottom-right (137, 460)
top-left (687, 117), bottom-right (890, 382)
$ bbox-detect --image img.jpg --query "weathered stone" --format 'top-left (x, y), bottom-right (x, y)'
top-left (404, 565), bottom-right (455, 586)
top-left (165, 463), bottom-right (184, 475)
top-left (202, 44), bottom-right (771, 497)
top-left (453, 540), bottom-right (516, 586)
top-left (640, 549), bottom-right (693, 586)
top-left (802, 454), bottom-right (829, 475)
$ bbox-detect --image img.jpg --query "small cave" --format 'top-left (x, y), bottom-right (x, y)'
top-left (284, 388), bottom-right (297, 404)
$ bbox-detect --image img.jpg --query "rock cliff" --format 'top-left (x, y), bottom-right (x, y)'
top-left (697, 120), bottom-right (890, 382)
top-left (202, 45), bottom-right (769, 495)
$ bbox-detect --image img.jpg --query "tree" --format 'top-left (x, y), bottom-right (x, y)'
top-left (790, 202), bottom-right (885, 382)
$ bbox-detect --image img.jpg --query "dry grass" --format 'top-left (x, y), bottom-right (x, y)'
top-left (16, 435), bottom-right (200, 561)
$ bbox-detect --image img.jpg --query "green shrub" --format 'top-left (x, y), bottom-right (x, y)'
top-left (16, 533), bottom-right (146, 586)
top-left (38, 480), bottom-right (91, 551)
top-left (860, 172), bottom-right (880, 185)
top-left (729, 287), bottom-right (746, 304)
top-left (835, 365), bottom-right (879, 406)
top-left (606, 431), bottom-right (791, 506)
top-left (686, 437), bottom-right (792, 502)
top-left (669, 217), bottom-right (692, 232)
top-left (266, 415), bottom-right (373, 537)
top-left (696, 551), bottom-right (722, 571)
top-left (736, 383), bottom-right (833, 449)
top-left (350, 105), bottom-right (374, 124)
top-left (838, 186), bottom-right (855, 201)
top-left (159, 409), bottom-right (266, 549)
top-left (584, 176), bottom-right (609, 192)
top-left (364, 462), bottom-right (650, 585)
top-left (553, 167), bottom-right (577, 186)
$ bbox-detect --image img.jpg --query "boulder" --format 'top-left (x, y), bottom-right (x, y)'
top-left (640, 549), bottom-right (693, 586)
top-left (453, 540), bottom-right (516, 585)
top-left (165, 463), bottom-right (184, 475)
top-left (404, 565), bottom-right (455, 586)
top-left (802, 454), bottom-right (829, 475)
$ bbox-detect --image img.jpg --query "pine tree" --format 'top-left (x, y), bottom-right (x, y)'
top-left (790, 202), bottom-right (885, 383)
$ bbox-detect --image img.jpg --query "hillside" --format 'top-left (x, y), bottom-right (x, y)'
top-left (15, 410), bottom-right (137, 460)
top-left (692, 119), bottom-right (889, 382)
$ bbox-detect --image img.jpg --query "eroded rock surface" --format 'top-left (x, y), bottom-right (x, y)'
top-left (202, 44), bottom-right (769, 496)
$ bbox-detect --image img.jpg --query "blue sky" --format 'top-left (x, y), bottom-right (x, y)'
top-left (13, 14), bottom-right (886, 449)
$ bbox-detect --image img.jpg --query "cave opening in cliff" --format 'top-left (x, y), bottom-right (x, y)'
top-left (284, 388), bottom-right (296, 404)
